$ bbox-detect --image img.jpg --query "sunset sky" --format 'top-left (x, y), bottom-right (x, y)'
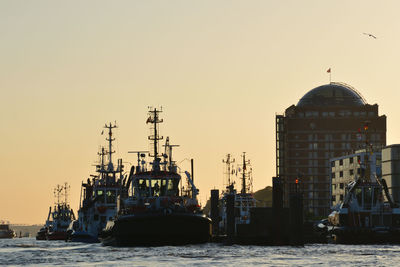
top-left (2, 1), bottom-right (400, 224)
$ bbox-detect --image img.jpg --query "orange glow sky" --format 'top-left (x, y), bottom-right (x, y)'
top-left (2, 1), bottom-right (400, 224)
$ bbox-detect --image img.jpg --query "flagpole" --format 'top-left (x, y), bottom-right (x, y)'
top-left (327, 68), bottom-right (332, 84)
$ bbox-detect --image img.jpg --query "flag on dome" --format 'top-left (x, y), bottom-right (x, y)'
top-left (327, 68), bottom-right (331, 73)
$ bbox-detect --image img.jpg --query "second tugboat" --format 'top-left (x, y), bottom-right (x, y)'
top-left (66, 123), bottom-right (125, 243)
top-left (100, 108), bottom-right (211, 246)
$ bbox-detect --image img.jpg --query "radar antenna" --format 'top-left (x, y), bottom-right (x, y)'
top-left (104, 122), bottom-right (117, 171)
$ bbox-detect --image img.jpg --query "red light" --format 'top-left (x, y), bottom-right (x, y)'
top-left (295, 179), bottom-right (299, 184)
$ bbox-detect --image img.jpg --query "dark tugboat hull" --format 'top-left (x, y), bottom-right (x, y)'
top-left (100, 213), bottom-right (212, 246)
top-left (67, 231), bottom-right (99, 243)
top-left (46, 231), bottom-right (67, 241)
top-left (36, 232), bottom-right (47, 240)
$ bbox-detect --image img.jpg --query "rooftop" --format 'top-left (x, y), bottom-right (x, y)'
top-left (297, 82), bottom-right (367, 107)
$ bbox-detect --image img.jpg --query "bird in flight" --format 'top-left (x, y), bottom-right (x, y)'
top-left (363, 32), bottom-right (377, 39)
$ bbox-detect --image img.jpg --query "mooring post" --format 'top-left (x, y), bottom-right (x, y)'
top-left (289, 192), bottom-right (304, 246)
top-left (210, 189), bottom-right (220, 237)
top-left (226, 194), bottom-right (235, 243)
top-left (273, 177), bottom-right (284, 245)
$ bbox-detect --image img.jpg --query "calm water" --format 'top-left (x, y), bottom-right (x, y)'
top-left (1, 238), bottom-right (400, 266)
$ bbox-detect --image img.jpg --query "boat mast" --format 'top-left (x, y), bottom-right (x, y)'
top-left (241, 152), bottom-right (247, 194)
top-left (147, 107), bottom-right (163, 171)
top-left (63, 182), bottom-right (70, 206)
top-left (223, 154), bottom-right (235, 192)
top-left (163, 136), bottom-right (179, 171)
top-left (54, 184), bottom-right (63, 206)
top-left (105, 122), bottom-right (117, 172)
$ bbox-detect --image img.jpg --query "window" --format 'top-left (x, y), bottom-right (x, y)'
top-left (340, 194), bottom-right (344, 201)
top-left (350, 157), bottom-right (354, 164)
top-left (331, 161), bottom-right (335, 167)
top-left (97, 190), bottom-right (105, 203)
top-left (350, 169), bottom-right (354, 175)
top-left (325, 134), bottom-right (332, 141)
top-left (339, 171), bottom-right (343, 177)
top-left (331, 172), bottom-right (336, 178)
top-left (106, 190), bottom-right (116, 203)
top-left (339, 159), bottom-right (343, 166)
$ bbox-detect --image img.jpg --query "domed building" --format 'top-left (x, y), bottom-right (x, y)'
top-left (275, 82), bottom-right (386, 216)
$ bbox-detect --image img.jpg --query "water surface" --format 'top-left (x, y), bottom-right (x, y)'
top-left (0, 238), bottom-right (398, 266)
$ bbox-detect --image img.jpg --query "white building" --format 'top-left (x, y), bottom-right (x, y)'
top-left (330, 150), bottom-right (381, 207)
top-left (382, 144), bottom-right (400, 204)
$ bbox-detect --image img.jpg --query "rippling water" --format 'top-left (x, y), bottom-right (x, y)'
top-left (1, 238), bottom-right (399, 266)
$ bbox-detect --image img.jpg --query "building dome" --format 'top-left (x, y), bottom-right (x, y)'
top-left (297, 82), bottom-right (367, 107)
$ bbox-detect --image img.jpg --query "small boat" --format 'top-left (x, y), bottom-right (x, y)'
top-left (37, 183), bottom-right (76, 240)
top-left (0, 221), bottom-right (16, 239)
top-left (215, 153), bottom-right (256, 243)
top-left (99, 108), bottom-right (211, 246)
top-left (66, 123), bottom-right (125, 243)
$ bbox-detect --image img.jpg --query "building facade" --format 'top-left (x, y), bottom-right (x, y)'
top-left (276, 82), bottom-right (386, 216)
top-left (330, 150), bottom-right (382, 207)
top-left (382, 144), bottom-right (400, 204)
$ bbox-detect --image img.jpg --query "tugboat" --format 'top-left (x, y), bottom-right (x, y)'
top-left (0, 221), bottom-right (16, 239)
top-left (37, 183), bottom-right (76, 240)
top-left (66, 123), bottom-right (125, 243)
top-left (99, 108), bottom-right (211, 246)
top-left (329, 124), bottom-right (400, 244)
top-left (217, 153), bottom-right (256, 242)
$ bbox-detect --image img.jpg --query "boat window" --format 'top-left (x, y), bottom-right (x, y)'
top-left (364, 188), bottom-right (372, 210)
top-left (160, 179), bottom-right (167, 196)
top-left (355, 188), bottom-right (362, 206)
top-left (137, 179), bottom-right (150, 197)
top-left (373, 187), bottom-right (380, 207)
top-left (166, 178), bottom-right (180, 196)
top-left (106, 190), bottom-right (116, 203)
top-left (152, 179), bottom-right (161, 196)
top-left (97, 190), bottom-right (105, 203)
